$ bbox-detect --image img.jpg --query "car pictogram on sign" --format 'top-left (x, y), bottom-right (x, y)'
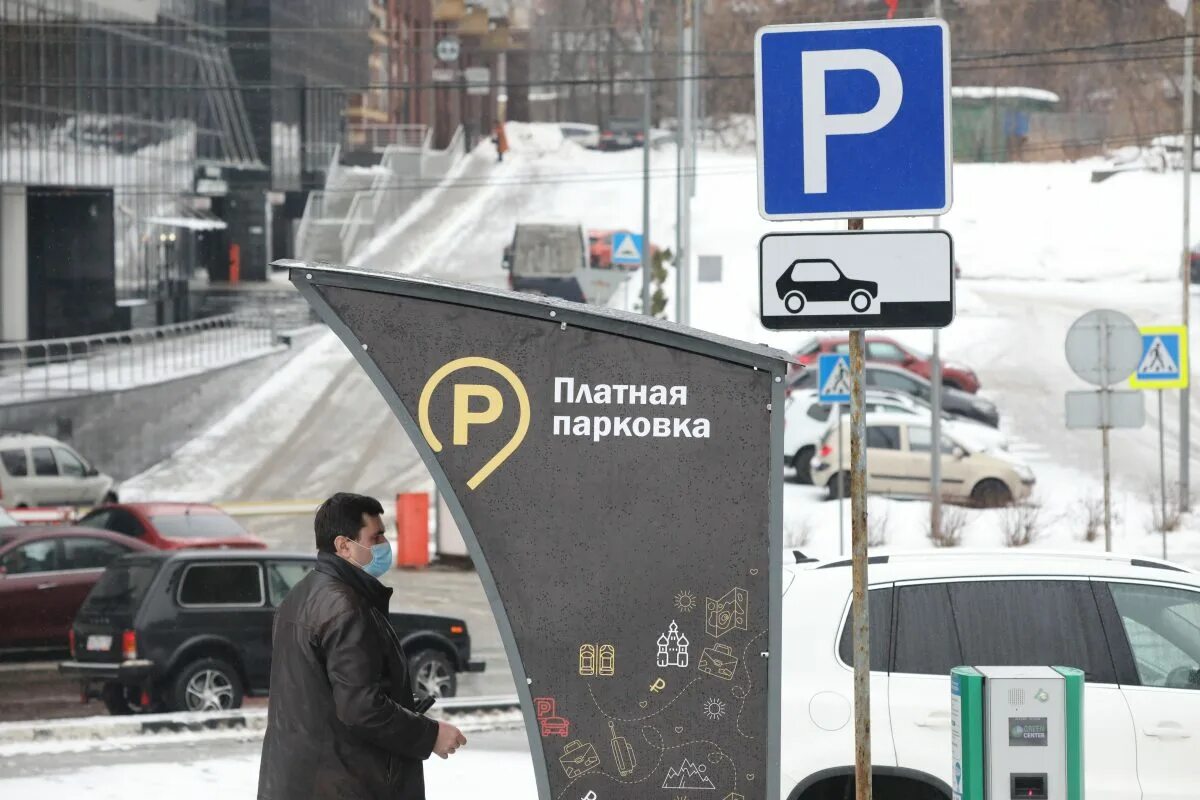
top-left (775, 258), bottom-right (878, 314)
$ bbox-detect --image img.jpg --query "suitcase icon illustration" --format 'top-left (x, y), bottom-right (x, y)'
top-left (609, 720), bottom-right (636, 777)
top-left (559, 739), bottom-right (601, 780)
top-left (698, 642), bottom-right (740, 681)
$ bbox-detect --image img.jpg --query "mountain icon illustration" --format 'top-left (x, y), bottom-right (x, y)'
top-left (661, 757), bottom-right (716, 790)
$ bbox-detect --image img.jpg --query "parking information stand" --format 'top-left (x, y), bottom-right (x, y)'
top-left (288, 262), bottom-right (789, 800)
top-left (755, 17), bottom-right (953, 800)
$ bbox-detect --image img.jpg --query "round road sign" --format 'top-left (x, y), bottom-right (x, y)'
top-left (436, 37), bottom-right (460, 63)
top-left (1065, 308), bottom-right (1142, 387)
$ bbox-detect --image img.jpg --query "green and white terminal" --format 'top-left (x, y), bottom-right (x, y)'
top-left (951, 666), bottom-right (1085, 800)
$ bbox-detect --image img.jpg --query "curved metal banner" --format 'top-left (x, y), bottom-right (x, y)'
top-left (287, 262), bottom-right (788, 800)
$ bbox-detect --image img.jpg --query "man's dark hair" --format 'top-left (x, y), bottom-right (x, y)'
top-left (315, 493), bottom-right (385, 553)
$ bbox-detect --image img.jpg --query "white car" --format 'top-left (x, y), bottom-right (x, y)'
top-left (781, 550), bottom-right (1200, 799)
top-left (810, 412), bottom-right (1033, 506)
top-left (0, 433), bottom-right (116, 507)
top-left (784, 391), bottom-right (1008, 484)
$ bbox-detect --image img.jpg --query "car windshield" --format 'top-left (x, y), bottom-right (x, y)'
top-left (607, 119), bottom-right (641, 133)
top-left (81, 561), bottom-right (160, 614)
top-left (512, 226), bottom-right (583, 277)
top-left (149, 513), bottom-right (246, 539)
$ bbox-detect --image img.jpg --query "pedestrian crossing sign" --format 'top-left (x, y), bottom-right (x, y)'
top-left (610, 232), bottom-right (644, 266)
top-left (1130, 325), bottom-right (1188, 389)
top-left (817, 353), bottom-right (852, 403)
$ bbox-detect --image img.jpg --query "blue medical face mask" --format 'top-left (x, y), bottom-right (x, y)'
top-left (346, 537), bottom-right (392, 578)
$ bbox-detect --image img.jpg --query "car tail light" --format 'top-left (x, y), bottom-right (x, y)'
top-left (450, 625), bottom-right (465, 634)
top-left (69, 628), bottom-right (76, 658)
top-left (819, 444), bottom-right (832, 458)
top-left (122, 630), bottom-right (138, 660)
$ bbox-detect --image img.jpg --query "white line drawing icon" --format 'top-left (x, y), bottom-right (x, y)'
top-left (662, 757), bottom-right (716, 790)
top-left (705, 588), bottom-right (748, 639)
top-left (703, 697), bottom-right (727, 721)
top-left (598, 644), bottom-right (615, 677)
top-left (674, 589), bottom-right (697, 613)
top-left (657, 621), bottom-right (690, 668)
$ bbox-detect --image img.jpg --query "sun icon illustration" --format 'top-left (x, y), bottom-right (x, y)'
top-left (674, 590), bottom-right (697, 613)
top-left (703, 697), bottom-right (727, 721)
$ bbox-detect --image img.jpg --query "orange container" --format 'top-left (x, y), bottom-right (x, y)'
top-left (394, 493), bottom-right (430, 568)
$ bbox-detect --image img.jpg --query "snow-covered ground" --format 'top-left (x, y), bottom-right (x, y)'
top-left (129, 122), bottom-right (1200, 567)
top-left (0, 729), bottom-right (536, 799)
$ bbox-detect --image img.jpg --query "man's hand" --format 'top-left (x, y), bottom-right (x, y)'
top-left (433, 721), bottom-right (467, 759)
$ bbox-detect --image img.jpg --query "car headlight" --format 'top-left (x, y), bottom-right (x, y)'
top-left (1014, 464), bottom-right (1035, 482)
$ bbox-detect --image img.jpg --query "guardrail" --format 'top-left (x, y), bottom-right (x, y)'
top-left (0, 312), bottom-right (285, 404)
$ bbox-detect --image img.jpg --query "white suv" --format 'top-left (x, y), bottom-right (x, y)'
top-left (0, 433), bottom-right (116, 507)
top-left (781, 550), bottom-right (1200, 799)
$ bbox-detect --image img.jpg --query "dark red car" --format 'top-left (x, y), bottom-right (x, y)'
top-left (792, 335), bottom-right (982, 394)
top-left (0, 526), bottom-right (153, 650)
top-left (76, 502), bottom-right (266, 551)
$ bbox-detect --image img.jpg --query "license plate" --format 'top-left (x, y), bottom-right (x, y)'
top-left (616, 136), bottom-right (632, 145)
top-left (86, 635), bottom-right (112, 652)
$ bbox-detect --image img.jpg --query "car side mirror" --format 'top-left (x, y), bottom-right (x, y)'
top-left (953, 446), bottom-right (967, 460)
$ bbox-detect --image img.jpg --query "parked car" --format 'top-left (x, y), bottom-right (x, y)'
top-left (0, 433), bottom-right (117, 507)
top-left (776, 259), bottom-right (878, 314)
top-left (789, 363), bottom-right (999, 428)
top-left (598, 117), bottom-right (645, 150)
top-left (781, 550), bottom-right (1200, 800)
top-left (793, 335), bottom-right (981, 393)
top-left (784, 390), bottom-right (1008, 484)
top-left (60, 550), bottom-right (485, 714)
top-left (810, 412), bottom-right (1033, 505)
top-left (76, 502), bottom-right (266, 550)
top-left (0, 527), bottom-right (153, 651)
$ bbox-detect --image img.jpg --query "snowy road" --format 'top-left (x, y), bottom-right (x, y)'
top-left (0, 728), bottom-right (536, 799)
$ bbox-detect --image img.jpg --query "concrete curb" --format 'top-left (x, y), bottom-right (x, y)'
top-left (0, 695), bottom-right (522, 748)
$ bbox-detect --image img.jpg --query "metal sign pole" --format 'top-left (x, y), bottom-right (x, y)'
top-left (1182, 0), bottom-right (1194, 511)
top-left (1160, 389), bottom-right (1169, 560)
top-left (930, 0), bottom-right (944, 547)
top-left (848, 219), bottom-right (872, 800)
top-left (1100, 315), bottom-right (1113, 552)
top-left (838, 401), bottom-right (845, 557)
top-left (641, 1), bottom-right (653, 316)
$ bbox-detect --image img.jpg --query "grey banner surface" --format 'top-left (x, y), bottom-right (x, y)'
top-left (290, 264), bottom-right (787, 800)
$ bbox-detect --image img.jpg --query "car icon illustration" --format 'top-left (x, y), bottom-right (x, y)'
top-left (776, 258), bottom-right (878, 314)
top-left (540, 716), bottom-right (571, 737)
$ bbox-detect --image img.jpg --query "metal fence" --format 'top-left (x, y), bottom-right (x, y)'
top-left (0, 313), bottom-right (287, 404)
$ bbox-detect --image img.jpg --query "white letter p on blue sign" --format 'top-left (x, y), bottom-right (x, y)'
top-left (801, 48), bottom-right (903, 194)
top-left (755, 19), bottom-right (951, 220)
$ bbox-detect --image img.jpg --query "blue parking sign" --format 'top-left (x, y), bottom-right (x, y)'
top-left (755, 19), bottom-right (952, 220)
top-left (817, 353), bottom-right (853, 403)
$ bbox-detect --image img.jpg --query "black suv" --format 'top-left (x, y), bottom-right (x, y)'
top-left (59, 550), bottom-right (484, 715)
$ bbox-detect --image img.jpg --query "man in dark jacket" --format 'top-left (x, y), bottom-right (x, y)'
top-left (259, 493), bottom-right (466, 799)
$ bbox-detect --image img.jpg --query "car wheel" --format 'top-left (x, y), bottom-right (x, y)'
top-left (170, 657), bottom-right (243, 713)
top-left (850, 290), bottom-right (873, 313)
top-left (826, 471), bottom-right (851, 500)
top-left (790, 446), bottom-right (814, 485)
top-left (410, 649), bottom-right (457, 699)
top-left (784, 292), bottom-right (806, 314)
top-left (971, 479), bottom-right (1013, 509)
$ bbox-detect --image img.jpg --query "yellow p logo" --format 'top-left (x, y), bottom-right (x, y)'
top-left (418, 358), bottom-right (529, 490)
top-left (453, 385), bottom-right (503, 445)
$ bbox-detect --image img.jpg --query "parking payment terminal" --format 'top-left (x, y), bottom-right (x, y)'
top-left (951, 666), bottom-right (1084, 800)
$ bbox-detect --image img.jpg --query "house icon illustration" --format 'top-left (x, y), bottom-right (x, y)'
top-left (657, 621), bottom-right (689, 668)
